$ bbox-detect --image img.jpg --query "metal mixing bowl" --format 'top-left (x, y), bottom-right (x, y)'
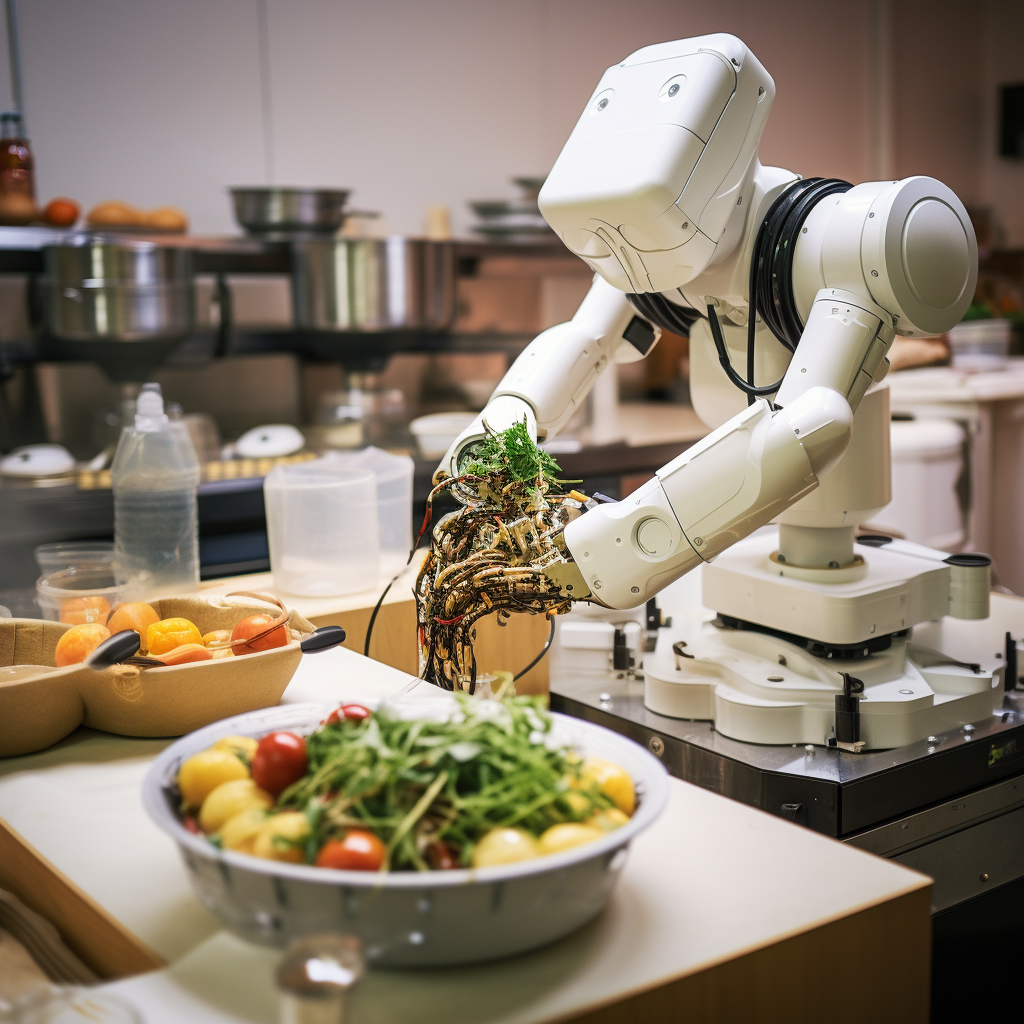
top-left (230, 187), bottom-right (351, 236)
top-left (143, 701), bottom-right (669, 968)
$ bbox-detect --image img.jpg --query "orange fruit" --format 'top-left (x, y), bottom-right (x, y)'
top-left (146, 617), bottom-right (202, 655)
top-left (43, 197), bottom-right (80, 227)
top-left (55, 623), bottom-right (111, 667)
top-left (107, 602), bottom-right (160, 637)
top-left (59, 595), bottom-right (111, 625)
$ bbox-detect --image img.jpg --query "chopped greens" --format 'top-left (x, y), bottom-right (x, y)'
top-left (462, 418), bottom-right (564, 486)
top-left (278, 695), bottom-right (612, 871)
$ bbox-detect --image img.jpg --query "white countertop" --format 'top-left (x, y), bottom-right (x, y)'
top-left (0, 648), bottom-right (930, 1023)
top-left (888, 359), bottom-right (1024, 403)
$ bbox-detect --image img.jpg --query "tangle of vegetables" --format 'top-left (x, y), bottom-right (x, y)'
top-left (416, 421), bottom-right (582, 692)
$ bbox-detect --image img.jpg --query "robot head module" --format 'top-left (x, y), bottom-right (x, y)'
top-left (539, 34), bottom-right (774, 295)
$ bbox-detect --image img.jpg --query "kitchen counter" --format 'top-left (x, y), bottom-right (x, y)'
top-left (0, 647), bottom-right (933, 1022)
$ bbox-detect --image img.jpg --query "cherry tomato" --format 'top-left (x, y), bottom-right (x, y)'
top-left (231, 614), bottom-right (288, 653)
top-left (250, 731), bottom-right (307, 796)
top-left (426, 840), bottom-right (458, 870)
top-left (325, 704), bottom-right (371, 725)
top-left (314, 830), bottom-right (386, 871)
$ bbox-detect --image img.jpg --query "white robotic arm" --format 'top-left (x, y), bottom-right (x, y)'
top-left (439, 33), bottom-right (977, 611)
top-left (554, 288), bottom-right (891, 606)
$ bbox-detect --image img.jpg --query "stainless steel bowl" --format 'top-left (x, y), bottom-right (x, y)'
top-left (291, 237), bottom-right (456, 333)
top-left (143, 701), bottom-right (669, 968)
top-left (40, 237), bottom-right (195, 343)
top-left (230, 187), bottom-right (351, 236)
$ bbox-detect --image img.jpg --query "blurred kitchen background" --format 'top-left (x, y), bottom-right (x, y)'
top-left (3, 0), bottom-right (1024, 610)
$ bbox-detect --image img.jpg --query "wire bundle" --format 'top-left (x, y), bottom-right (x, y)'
top-left (415, 473), bottom-right (575, 693)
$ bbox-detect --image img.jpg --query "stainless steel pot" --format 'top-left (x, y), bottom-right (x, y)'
top-left (291, 237), bottom-right (456, 333)
top-left (41, 237), bottom-right (195, 342)
top-left (230, 187), bottom-right (350, 236)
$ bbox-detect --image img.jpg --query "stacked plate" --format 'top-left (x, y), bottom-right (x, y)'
top-left (470, 176), bottom-right (555, 244)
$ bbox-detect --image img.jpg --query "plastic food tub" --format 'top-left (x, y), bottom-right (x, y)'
top-left (143, 701), bottom-right (669, 968)
top-left (36, 564), bottom-right (125, 624)
top-left (34, 541), bottom-right (114, 575)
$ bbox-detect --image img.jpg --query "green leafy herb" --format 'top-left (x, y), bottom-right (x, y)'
top-left (463, 418), bottom-right (564, 485)
top-left (278, 695), bottom-right (612, 871)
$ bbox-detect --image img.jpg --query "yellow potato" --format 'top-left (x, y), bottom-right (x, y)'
top-left (198, 778), bottom-right (274, 833)
top-left (586, 808), bottom-right (630, 833)
top-left (561, 789), bottom-right (592, 816)
top-left (582, 757), bottom-right (635, 816)
top-left (220, 807), bottom-right (270, 853)
top-left (212, 735), bottom-right (258, 763)
top-left (538, 823), bottom-right (604, 856)
top-left (471, 828), bottom-right (539, 868)
top-left (177, 748), bottom-right (249, 808)
top-left (252, 812), bottom-right (309, 863)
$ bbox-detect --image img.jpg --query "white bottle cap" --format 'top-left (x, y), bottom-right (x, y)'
top-left (135, 383), bottom-right (169, 432)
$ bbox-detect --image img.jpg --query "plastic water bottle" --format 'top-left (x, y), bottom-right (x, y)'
top-left (111, 383), bottom-right (200, 596)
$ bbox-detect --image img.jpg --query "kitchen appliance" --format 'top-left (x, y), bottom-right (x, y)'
top-left (142, 701), bottom-right (669, 967)
top-left (548, 568), bottom-right (1024, 1021)
top-left (39, 236), bottom-right (195, 383)
top-left (230, 187), bottom-right (350, 238)
top-left (290, 236), bottom-right (457, 435)
top-left (290, 236), bottom-right (456, 337)
top-left (872, 417), bottom-right (966, 550)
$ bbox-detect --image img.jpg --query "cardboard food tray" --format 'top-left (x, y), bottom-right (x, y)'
top-left (0, 595), bottom-right (317, 758)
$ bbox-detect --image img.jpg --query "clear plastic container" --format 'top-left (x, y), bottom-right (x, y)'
top-left (264, 462), bottom-right (380, 596)
top-left (34, 541), bottom-right (114, 575)
top-left (36, 563), bottom-right (123, 624)
top-left (318, 448), bottom-right (414, 576)
top-left (111, 383), bottom-right (200, 597)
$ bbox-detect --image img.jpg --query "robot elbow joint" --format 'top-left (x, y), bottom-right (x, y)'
top-left (781, 387), bottom-right (853, 477)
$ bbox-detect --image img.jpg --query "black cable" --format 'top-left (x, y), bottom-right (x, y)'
top-left (513, 617), bottom-right (556, 682)
top-left (363, 571), bottom-right (401, 658)
top-left (626, 291), bottom-right (701, 336)
top-left (753, 177), bottom-right (852, 351)
top-left (707, 303), bottom-right (783, 398)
